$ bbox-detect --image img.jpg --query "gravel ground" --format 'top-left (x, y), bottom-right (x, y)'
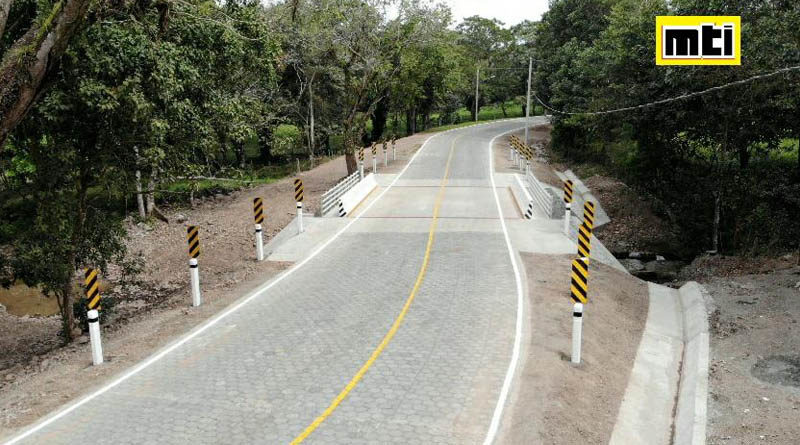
top-left (0, 132), bottom-right (428, 438)
top-left (682, 255), bottom-right (800, 445)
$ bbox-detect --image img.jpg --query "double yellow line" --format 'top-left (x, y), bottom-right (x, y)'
top-left (290, 136), bottom-right (459, 444)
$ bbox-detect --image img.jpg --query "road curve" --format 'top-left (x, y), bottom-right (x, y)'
top-left (6, 120), bottom-right (533, 445)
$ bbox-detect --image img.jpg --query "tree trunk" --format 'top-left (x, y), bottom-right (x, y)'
top-left (712, 190), bottom-right (721, 253)
top-left (235, 144), bottom-right (245, 168)
top-left (135, 169), bottom-right (146, 218)
top-left (371, 96), bottom-right (388, 141)
top-left (0, 0), bottom-right (12, 38)
top-left (308, 78), bottom-right (315, 157)
top-left (60, 165), bottom-right (90, 342)
top-left (134, 147), bottom-right (146, 218)
top-left (738, 146), bottom-right (750, 169)
top-left (0, 0), bottom-right (93, 147)
top-left (259, 127), bottom-right (273, 163)
top-left (146, 169), bottom-right (156, 215)
top-left (500, 102), bottom-right (507, 118)
top-left (345, 151), bottom-right (357, 175)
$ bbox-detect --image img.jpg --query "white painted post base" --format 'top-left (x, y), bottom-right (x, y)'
top-left (508, 147), bottom-right (513, 161)
top-left (384, 151), bottom-right (388, 167)
top-left (373, 157), bottom-right (377, 173)
top-left (87, 309), bottom-right (103, 366)
top-left (359, 162), bottom-right (364, 180)
top-left (563, 203), bottom-right (571, 236)
top-left (393, 146), bottom-right (397, 161)
top-left (571, 303), bottom-right (583, 364)
top-left (255, 224), bottom-right (264, 261)
top-left (190, 258), bottom-right (202, 307)
top-left (297, 202), bottom-right (304, 234)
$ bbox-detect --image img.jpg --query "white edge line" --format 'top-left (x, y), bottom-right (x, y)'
top-left (483, 125), bottom-right (529, 445)
top-left (3, 118), bottom-right (525, 445)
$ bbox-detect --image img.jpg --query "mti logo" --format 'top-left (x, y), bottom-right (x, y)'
top-left (656, 16), bottom-right (741, 65)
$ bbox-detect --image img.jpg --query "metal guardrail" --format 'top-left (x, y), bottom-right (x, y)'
top-left (525, 169), bottom-right (563, 219)
top-left (320, 170), bottom-right (361, 216)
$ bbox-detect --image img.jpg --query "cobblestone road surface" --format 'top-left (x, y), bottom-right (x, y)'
top-left (9, 120), bottom-right (533, 445)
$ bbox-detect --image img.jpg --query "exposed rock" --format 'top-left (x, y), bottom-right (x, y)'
top-left (619, 259), bottom-right (645, 273)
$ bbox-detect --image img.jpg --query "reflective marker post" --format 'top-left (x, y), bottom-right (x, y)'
top-left (83, 268), bottom-right (103, 366)
top-left (88, 309), bottom-right (103, 366)
top-left (371, 144), bottom-right (378, 173)
top-left (383, 140), bottom-right (388, 167)
top-left (294, 179), bottom-right (305, 234)
top-left (569, 257), bottom-right (589, 364)
top-left (189, 258), bottom-right (201, 307)
top-left (358, 148), bottom-right (365, 180)
top-left (253, 198), bottom-right (265, 261)
top-left (571, 303), bottom-right (583, 364)
top-left (563, 180), bottom-right (574, 235)
top-left (187, 226), bottom-right (202, 307)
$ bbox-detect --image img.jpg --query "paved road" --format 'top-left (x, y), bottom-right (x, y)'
top-left (8, 120), bottom-right (531, 445)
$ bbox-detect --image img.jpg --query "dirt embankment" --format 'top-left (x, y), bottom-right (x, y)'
top-left (500, 253), bottom-right (648, 445)
top-left (0, 133), bottom-right (427, 437)
top-left (682, 255), bottom-right (800, 445)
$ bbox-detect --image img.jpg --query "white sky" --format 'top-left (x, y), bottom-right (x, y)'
top-left (439, 0), bottom-right (549, 26)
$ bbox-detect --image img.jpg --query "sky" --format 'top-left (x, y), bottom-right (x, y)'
top-left (438, 0), bottom-right (549, 27)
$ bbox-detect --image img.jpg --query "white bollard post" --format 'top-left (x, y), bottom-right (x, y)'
top-left (359, 161), bottom-right (364, 180)
top-left (508, 147), bottom-right (513, 161)
top-left (564, 203), bottom-right (571, 236)
top-left (526, 160), bottom-right (531, 176)
top-left (571, 303), bottom-right (583, 364)
top-left (255, 224), bottom-right (264, 261)
top-left (384, 149), bottom-right (388, 167)
top-left (373, 155), bottom-right (377, 173)
top-left (87, 309), bottom-right (103, 366)
top-left (393, 144), bottom-right (397, 161)
top-left (189, 258), bottom-right (202, 307)
top-left (297, 202), bottom-right (304, 234)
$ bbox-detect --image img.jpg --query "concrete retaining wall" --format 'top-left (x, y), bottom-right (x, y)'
top-left (339, 173), bottom-right (377, 216)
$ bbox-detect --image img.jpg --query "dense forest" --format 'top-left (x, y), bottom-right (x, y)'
top-left (1, 0), bottom-right (799, 340)
top-left (533, 0), bottom-right (800, 257)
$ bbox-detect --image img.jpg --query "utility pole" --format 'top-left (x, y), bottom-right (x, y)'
top-left (525, 57), bottom-right (532, 146)
top-left (475, 66), bottom-right (480, 122)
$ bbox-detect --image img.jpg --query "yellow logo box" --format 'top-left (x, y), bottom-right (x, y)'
top-left (656, 16), bottom-right (741, 65)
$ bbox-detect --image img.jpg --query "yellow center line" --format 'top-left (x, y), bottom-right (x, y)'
top-left (290, 136), bottom-right (460, 444)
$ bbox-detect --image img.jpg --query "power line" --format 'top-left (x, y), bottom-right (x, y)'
top-left (534, 64), bottom-right (800, 116)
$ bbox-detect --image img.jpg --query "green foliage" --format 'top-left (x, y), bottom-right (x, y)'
top-left (271, 125), bottom-right (303, 157)
top-left (536, 0), bottom-right (800, 254)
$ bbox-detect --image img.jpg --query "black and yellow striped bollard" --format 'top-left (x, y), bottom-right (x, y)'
top-left (254, 198), bottom-right (265, 261)
top-left (570, 256), bottom-right (589, 364)
top-left (294, 179), bottom-right (305, 234)
top-left (84, 268), bottom-right (104, 365)
top-left (563, 180), bottom-right (574, 235)
top-left (187, 225), bottom-right (202, 307)
top-left (371, 143), bottom-right (378, 172)
top-left (358, 147), bottom-right (365, 179)
top-left (577, 201), bottom-right (595, 260)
